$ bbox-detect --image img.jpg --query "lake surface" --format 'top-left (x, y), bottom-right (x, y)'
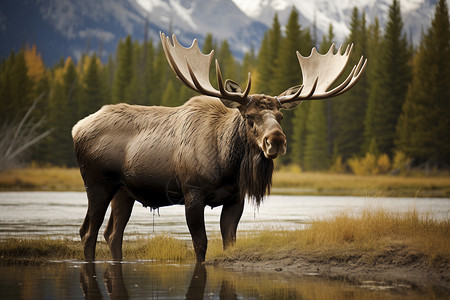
top-left (0, 192), bottom-right (449, 240)
top-left (1, 260), bottom-right (448, 300)
top-left (0, 192), bottom-right (449, 299)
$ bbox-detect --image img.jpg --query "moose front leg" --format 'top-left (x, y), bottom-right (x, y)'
top-left (184, 187), bottom-right (207, 262)
top-left (220, 196), bottom-right (244, 250)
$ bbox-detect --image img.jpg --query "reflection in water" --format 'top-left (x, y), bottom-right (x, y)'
top-left (0, 261), bottom-right (447, 299)
top-left (80, 263), bottom-right (103, 300)
top-left (81, 263), bottom-right (128, 300)
top-left (103, 263), bottom-right (129, 299)
top-left (185, 264), bottom-right (207, 300)
top-left (80, 262), bottom-right (238, 300)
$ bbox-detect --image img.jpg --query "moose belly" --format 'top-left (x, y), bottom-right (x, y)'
top-left (120, 173), bottom-right (184, 209)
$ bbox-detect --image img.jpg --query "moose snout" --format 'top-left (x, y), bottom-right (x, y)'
top-left (262, 130), bottom-right (287, 159)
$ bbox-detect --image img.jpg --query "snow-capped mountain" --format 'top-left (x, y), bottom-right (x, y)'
top-left (0, 0), bottom-right (445, 65)
top-left (231, 0), bottom-right (445, 46)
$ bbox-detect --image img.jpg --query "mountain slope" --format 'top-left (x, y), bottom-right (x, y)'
top-left (0, 0), bottom-right (445, 65)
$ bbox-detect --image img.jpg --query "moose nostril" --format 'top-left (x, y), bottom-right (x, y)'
top-left (265, 137), bottom-right (271, 147)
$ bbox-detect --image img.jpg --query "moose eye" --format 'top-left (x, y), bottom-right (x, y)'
top-left (276, 113), bottom-right (284, 122)
top-left (246, 114), bottom-right (254, 126)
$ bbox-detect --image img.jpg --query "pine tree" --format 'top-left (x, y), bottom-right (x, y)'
top-left (272, 8), bottom-right (304, 94)
top-left (396, 0), bottom-right (450, 166)
top-left (63, 58), bottom-right (80, 125)
top-left (150, 45), bottom-right (171, 105)
top-left (80, 54), bottom-right (104, 117)
top-left (0, 50), bottom-right (33, 120)
top-left (217, 39), bottom-right (236, 81)
top-left (202, 33), bottom-right (216, 54)
top-left (113, 35), bottom-right (133, 103)
top-left (366, 18), bottom-right (382, 94)
top-left (46, 80), bottom-right (67, 165)
top-left (304, 100), bottom-right (329, 170)
top-left (242, 46), bottom-right (256, 89)
top-left (101, 54), bottom-right (115, 104)
top-left (143, 39), bottom-right (156, 105)
top-left (332, 8), bottom-right (369, 161)
top-left (290, 102), bottom-right (310, 167)
top-left (45, 58), bottom-right (81, 166)
top-left (24, 45), bottom-right (46, 92)
top-left (255, 32), bottom-right (271, 93)
top-left (267, 14), bottom-right (282, 93)
top-left (160, 79), bottom-right (180, 107)
top-left (125, 41), bottom-right (147, 104)
top-left (365, 0), bottom-right (412, 156)
top-left (256, 14), bottom-right (282, 94)
top-left (273, 7), bottom-right (313, 164)
top-left (363, 18), bottom-right (382, 154)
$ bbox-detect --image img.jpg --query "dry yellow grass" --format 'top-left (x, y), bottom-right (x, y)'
top-left (208, 208), bottom-right (450, 266)
top-left (0, 234), bottom-right (194, 264)
top-left (0, 167), bottom-right (84, 191)
top-left (124, 234), bottom-right (194, 261)
top-left (272, 171), bottom-right (450, 197)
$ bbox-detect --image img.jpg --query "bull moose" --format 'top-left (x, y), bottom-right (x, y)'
top-left (72, 32), bottom-right (366, 262)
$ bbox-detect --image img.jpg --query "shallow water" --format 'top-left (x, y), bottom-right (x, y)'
top-left (0, 192), bottom-right (448, 240)
top-left (0, 192), bottom-right (449, 299)
top-left (0, 260), bottom-right (447, 300)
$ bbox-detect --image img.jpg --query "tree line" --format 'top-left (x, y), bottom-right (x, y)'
top-left (0, 0), bottom-right (449, 173)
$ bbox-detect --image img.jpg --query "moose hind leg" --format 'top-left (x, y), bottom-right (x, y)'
top-left (81, 185), bottom-right (117, 261)
top-left (104, 189), bottom-right (134, 260)
top-left (220, 196), bottom-right (244, 249)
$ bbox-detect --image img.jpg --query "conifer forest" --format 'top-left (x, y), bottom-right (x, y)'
top-left (1, 0), bottom-right (449, 173)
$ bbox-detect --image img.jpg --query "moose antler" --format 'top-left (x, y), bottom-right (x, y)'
top-left (277, 44), bottom-right (367, 103)
top-left (160, 32), bottom-right (367, 108)
top-left (160, 32), bottom-right (251, 107)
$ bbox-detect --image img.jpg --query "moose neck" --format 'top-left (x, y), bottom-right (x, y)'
top-left (231, 114), bottom-right (274, 206)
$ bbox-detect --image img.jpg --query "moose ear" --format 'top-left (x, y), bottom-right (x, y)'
top-left (225, 79), bottom-right (242, 93)
top-left (277, 85), bottom-right (303, 110)
top-left (220, 80), bottom-right (243, 109)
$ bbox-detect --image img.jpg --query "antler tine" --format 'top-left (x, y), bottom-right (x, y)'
top-left (334, 56), bottom-right (368, 96)
top-left (277, 78), bottom-right (317, 103)
top-left (160, 32), bottom-right (251, 106)
top-left (278, 43), bottom-right (367, 103)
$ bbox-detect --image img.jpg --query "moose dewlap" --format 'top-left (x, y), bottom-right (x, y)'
top-left (72, 33), bottom-right (366, 262)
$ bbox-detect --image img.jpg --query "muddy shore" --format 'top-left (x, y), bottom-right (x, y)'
top-left (210, 251), bottom-right (450, 292)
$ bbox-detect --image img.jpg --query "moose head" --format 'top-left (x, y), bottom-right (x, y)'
top-left (160, 33), bottom-right (367, 160)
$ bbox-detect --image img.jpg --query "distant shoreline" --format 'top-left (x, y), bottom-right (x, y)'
top-left (0, 167), bottom-right (449, 198)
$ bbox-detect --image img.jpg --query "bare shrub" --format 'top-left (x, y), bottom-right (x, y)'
top-left (0, 95), bottom-right (52, 172)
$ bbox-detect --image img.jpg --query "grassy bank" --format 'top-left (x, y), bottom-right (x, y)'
top-left (208, 208), bottom-right (450, 266)
top-left (1, 167), bottom-right (450, 197)
top-left (1, 209), bottom-right (448, 267)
